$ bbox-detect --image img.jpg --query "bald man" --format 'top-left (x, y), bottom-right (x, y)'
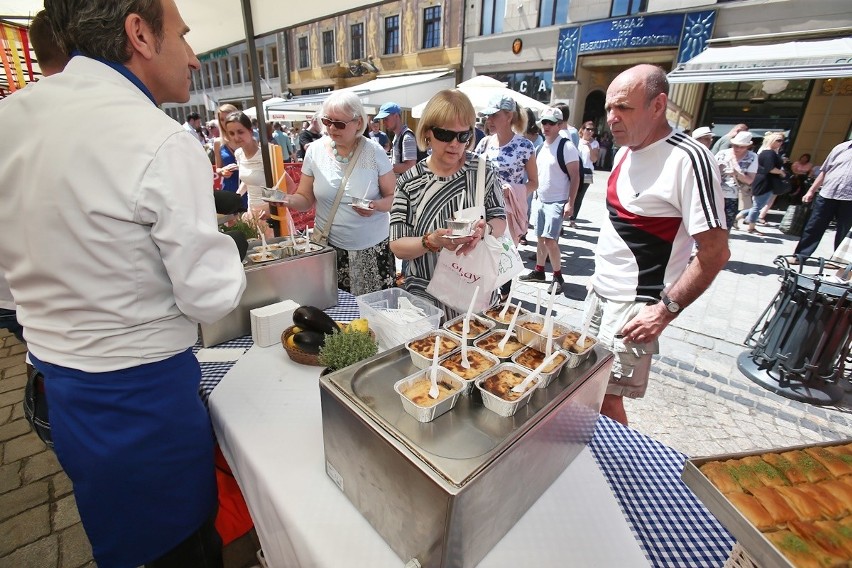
top-left (586, 64), bottom-right (730, 425)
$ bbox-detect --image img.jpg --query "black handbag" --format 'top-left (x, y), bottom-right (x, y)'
top-left (779, 203), bottom-right (811, 236)
top-left (771, 174), bottom-right (792, 195)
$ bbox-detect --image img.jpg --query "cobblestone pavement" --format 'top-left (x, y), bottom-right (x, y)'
top-left (1, 171), bottom-right (851, 566)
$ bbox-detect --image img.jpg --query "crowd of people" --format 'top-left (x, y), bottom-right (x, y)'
top-left (1, 1), bottom-right (848, 565)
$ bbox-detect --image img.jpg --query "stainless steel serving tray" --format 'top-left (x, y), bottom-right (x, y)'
top-left (326, 343), bottom-right (607, 487)
top-left (682, 438), bottom-right (852, 568)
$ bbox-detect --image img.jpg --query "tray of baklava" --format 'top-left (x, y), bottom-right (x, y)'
top-left (682, 439), bottom-right (852, 568)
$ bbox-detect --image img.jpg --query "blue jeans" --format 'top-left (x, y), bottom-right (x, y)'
top-left (0, 308), bottom-right (23, 343)
top-left (794, 195), bottom-right (852, 258)
top-left (745, 191), bottom-right (774, 224)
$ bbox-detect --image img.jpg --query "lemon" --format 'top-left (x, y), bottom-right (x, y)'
top-left (347, 318), bottom-right (369, 333)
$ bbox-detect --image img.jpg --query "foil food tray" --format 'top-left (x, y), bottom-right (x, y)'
top-left (682, 438), bottom-right (852, 568)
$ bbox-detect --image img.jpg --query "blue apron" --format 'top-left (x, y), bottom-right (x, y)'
top-left (30, 349), bottom-right (217, 568)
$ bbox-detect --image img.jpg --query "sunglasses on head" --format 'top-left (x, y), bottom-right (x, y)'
top-left (320, 116), bottom-right (358, 130)
top-left (541, 120), bottom-right (557, 126)
top-left (431, 126), bottom-right (473, 144)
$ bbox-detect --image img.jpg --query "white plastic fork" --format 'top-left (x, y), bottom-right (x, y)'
top-left (429, 334), bottom-right (441, 399)
top-left (511, 351), bottom-right (561, 394)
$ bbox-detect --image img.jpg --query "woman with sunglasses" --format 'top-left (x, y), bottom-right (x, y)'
top-left (474, 94), bottom-right (538, 249)
top-left (279, 91), bottom-right (396, 294)
top-left (390, 90), bottom-right (506, 318)
top-left (569, 121), bottom-right (601, 228)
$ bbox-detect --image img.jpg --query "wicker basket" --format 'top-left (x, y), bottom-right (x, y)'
top-left (723, 543), bottom-right (761, 568)
top-left (281, 325), bottom-right (323, 366)
top-left (280, 325), bottom-right (376, 367)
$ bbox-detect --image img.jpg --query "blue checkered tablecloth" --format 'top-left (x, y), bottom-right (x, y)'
top-left (194, 290), bottom-right (359, 400)
top-left (195, 289), bottom-right (735, 566)
top-left (591, 415), bottom-right (735, 567)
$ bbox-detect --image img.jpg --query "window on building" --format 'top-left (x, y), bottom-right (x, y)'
top-left (211, 60), bottom-right (221, 88)
top-left (423, 6), bottom-right (442, 49)
top-left (482, 0), bottom-right (506, 35)
top-left (539, 0), bottom-right (569, 27)
top-left (384, 15), bottom-right (400, 55)
top-left (610, 0), bottom-right (646, 17)
top-left (202, 63), bottom-right (211, 90)
top-left (190, 69), bottom-right (199, 92)
top-left (222, 59), bottom-right (231, 86)
top-left (322, 30), bottom-right (336, 65)
top-left (257, 49), bottom-right (266, 79)
top-left (351, 23), bottom-right (364, 61)
top-left (231, 56), bottom-right (242, 84)
top-left (269, 46), bottom-right (279, 78)
top-left (243, 53), bottom-right (252, 83)
top-left (298, 36), bottom-right (310, 69)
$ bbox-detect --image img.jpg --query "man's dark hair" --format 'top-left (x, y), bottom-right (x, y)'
top-left (554, 103), bottom-right (570, 122)
top-left (186, 112), bottom-right (201, 121)
top-left (30, 10), bottom-right (69, 74)
top-left (44, 0), bottom-right (164, 63)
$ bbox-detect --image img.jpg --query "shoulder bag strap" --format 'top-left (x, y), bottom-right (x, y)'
top-left (557, 138), bottom-right (568, 176)
top-left (314, 138), bottom-right (364, 243)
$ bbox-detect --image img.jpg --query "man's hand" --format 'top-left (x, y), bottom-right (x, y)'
top-left (620, 302), bottom-right (675, 344)
top-left (802, 189), bottom-right (817, 203)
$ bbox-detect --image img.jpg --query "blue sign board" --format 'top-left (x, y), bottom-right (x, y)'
top-left (555, 11), bottom-right (715, 81)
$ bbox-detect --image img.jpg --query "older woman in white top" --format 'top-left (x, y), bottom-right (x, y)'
top-left (277, 91), bottom-right (396, 294)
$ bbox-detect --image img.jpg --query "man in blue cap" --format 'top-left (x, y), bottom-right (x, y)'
top-left (375, 101), bottom-right (419, 175)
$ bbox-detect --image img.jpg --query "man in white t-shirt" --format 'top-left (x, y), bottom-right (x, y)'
top-left (520, 107), bottom-right (579, 294)
top-left (588, 64), bottom-right (729, 426)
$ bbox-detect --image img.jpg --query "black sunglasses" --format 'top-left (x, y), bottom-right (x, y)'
top-left (541, 120), bottom-right (557, 126)
top-left (431, 126), bottom-right (473, 144)
top-left (320, 116), bottom-right (358, 130)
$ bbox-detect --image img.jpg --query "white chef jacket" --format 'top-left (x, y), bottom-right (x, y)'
top-left (0, 56), bottom-right (246, 372)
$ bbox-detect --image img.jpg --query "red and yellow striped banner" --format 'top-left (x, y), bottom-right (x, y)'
top-left (0, 23), bottom-right (35, 92)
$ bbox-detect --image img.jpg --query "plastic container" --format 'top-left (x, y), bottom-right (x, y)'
top-left (406, 330), bottom-right (461, 370)
top-left (438, 347), bottom-right (500, 395)
top-left (515, 313), bottom-right (569, 352)
top-left (356, 288), bottom-right (443, 350)
top-left (394, 368), bottom-right (464, 423)
top-left (511, 348), bottom-right (569, 389)
top-left (443, 314), bottom-right (495, 344)
top-left (475, 363), bottom-right (540, 417)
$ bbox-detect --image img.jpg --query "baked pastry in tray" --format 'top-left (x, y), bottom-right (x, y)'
top-left (764, 530), bottom-right (846, 568)
top-left (789, 519), bottom-right (852, 558)
top-left (440, 350), bottom-right (497, 380)
top-left (779, 450), bottom-right (833, 484)
top-left (699, 461), bottom-right (743, 494)
top-left (726, 493), bottom-right (775, 531)
top-left (774, 486), bottom-right (826, 522)
top-left (818, 479), bottom-right (852, 512)
top-left (805, 446), bottom-right (852, 478)
top-left (739, 455), bottom-right (789, 487)
top-left (749, 486), bottom-right (798, 525)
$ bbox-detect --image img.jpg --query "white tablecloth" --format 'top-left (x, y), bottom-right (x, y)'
top-left (209, 344), bottom-right (649, 568)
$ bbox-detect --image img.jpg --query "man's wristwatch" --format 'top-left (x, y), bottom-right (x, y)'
top-left (661, 293), bottom-right (681, 314)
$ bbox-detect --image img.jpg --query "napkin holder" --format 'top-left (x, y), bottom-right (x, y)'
top-left (251, 300), bottom-right (299, 347)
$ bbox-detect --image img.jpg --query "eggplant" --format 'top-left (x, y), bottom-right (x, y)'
top-left (293, 306), bottom-right (339, 335)
top-left (292, 330), bottom-right (325, 354)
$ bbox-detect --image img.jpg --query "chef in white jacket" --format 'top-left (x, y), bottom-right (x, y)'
top-left (0, 1), bottom-right (246, 566)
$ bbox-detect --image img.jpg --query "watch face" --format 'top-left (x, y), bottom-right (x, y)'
top-left (667, 302), bottom-right (680, 313)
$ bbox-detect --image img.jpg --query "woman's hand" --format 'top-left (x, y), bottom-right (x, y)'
top-left (453, 219), bottom-right (488, 256)
top-left (351, 201), bottom-right (374, 217)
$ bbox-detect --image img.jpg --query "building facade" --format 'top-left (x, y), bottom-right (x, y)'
top-left (464, 0), bottom-right (852, 163)
top-left (164, 0), bottom-right (463, 125)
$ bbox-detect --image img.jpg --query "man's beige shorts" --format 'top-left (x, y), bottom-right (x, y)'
top-left (586, 289), bottom-right (658, 398)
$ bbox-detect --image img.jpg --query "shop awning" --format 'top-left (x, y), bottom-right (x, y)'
top-left (267, 69), bottom-right (456, 112)
top-left (668, 37), bottom-right (852, 83)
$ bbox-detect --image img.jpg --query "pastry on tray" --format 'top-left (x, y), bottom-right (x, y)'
top-left (774, 486), bottom-right (826, 522)
top-left (764, 529), bottom-right (846, 568)
top-left (699, 461), bottom-right (743, 494)
top-left (445, 317), bottom-right (490, 338)
top-left (738, 455), bottom-right (789, 487)
top-left (561, 331), bottom-right (595, 353)
top-left (725, 492), bottom-right (775, 530)
top-left (749, 486), bottom-right (799, 525)
top-left (804, 446), bottom-right (852, 478)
